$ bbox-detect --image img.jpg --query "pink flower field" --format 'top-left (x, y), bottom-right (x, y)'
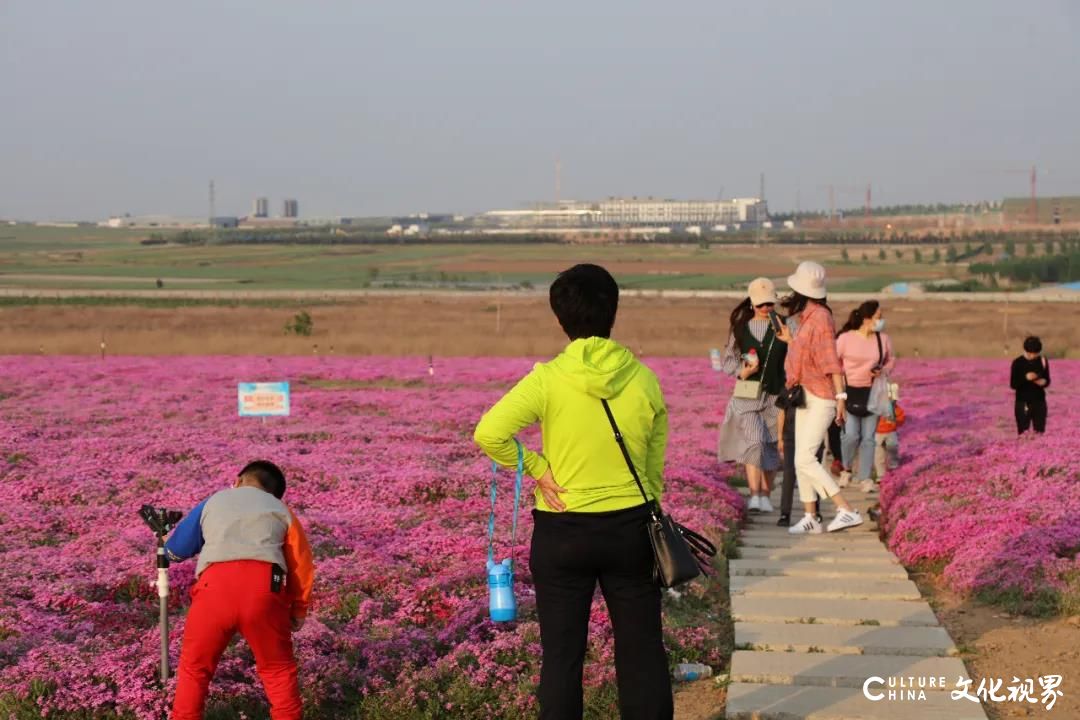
top-left (1, 355), bottom-right (1076, 718)
top-left (0, 356), bottom-right (742, 719)
top-left (877, 359), bottom-right (1080, 612)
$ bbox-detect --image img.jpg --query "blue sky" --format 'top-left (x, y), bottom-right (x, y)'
top-left (2, 0), bottom-right (1078, 219)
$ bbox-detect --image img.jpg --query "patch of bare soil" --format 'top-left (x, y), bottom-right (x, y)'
top-left (911, 572), bottom-right (1080, 719)
top-left (4, 298), bottom-right (1079, 358)
top-left (674, 680), bottom-right (725, 720)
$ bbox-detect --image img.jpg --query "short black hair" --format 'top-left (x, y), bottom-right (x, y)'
top-left (549, 264), bottom-right (619, 340)
top-left (1023, 336), bottom-right (1042, 354)
top-left (238, 460), bottom-right (286, 499)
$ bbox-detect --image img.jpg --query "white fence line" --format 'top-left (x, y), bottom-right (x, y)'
top-left (0, 287), bottom-right (1078, 303)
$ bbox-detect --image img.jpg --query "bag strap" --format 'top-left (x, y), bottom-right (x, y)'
top-left (487, 440), bottom-right (524, 568)
top-left (758, 330), bottom-right (777, 379)
top-left (875, 332), bottom-right (884, 366)
top-left (600, 399), bottom-right (659, 519)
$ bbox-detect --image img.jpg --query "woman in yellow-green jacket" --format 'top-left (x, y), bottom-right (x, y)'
top-left (475, 264), bottom-right (672, 720)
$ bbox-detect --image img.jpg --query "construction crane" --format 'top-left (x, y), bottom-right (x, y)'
top-left (818, 183), bottom-right (872, 225)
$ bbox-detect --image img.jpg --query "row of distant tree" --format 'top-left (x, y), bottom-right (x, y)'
top-left (971, 248), bottom-right (1080, 284)
top-left (773, 229), bottom-right (1080, 247)
top-left (771, 202), bottom-right (1000, 222)
top-left (832, 235), bottom-right (1080, 271)
top-left (141, 227), bottom-right (1080, 249)
top-left (141, 229), bottom-right (562, 246)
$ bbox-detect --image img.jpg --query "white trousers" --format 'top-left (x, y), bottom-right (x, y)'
top-left (794, 392), bottom-right (842, 504)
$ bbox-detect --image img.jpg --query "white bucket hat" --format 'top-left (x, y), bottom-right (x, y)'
top-left (787, 261), bottom-right (828, 299)
top-left (747, 277), bottom-right (777, 307)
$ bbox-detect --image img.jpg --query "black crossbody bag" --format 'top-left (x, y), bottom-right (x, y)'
top-left (600, 399), bottom-right (717, 588)
top-left (846, 333), bottom-right (884, 418)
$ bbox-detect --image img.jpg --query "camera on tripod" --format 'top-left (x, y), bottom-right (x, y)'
top-left (138, 504), bottom-right (184, 685)
top-left (139, 505), bottom-right (183, 537)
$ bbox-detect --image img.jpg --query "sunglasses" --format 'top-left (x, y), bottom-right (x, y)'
top-left (755, 302), bottom-right (776, 309)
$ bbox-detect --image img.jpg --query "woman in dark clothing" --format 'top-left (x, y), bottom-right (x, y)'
top-left (1011, 336), bottom-right (1051, 434)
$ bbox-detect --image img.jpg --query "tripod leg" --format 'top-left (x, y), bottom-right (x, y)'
top-left (160, 593), bottom-right (170, 684)
top-left (156, 558), bottom-right (170, 685)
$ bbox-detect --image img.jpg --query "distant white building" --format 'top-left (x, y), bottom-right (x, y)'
top-left (482, 197), bottom-right (768, 229)
top-left (100, 215), bottom-right (206, 228)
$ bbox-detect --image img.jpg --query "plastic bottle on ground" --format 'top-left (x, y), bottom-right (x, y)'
top-left (674, 663), bottom-right (713, 682)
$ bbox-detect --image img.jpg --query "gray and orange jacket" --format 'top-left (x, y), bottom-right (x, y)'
top-left (164, 486), bottom-right (314, 620)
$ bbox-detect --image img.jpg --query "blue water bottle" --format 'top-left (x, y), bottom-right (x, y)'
top-left (487, 558), bottom-right (516, 622)
top-left (486, 440), bottom-right (523, 623)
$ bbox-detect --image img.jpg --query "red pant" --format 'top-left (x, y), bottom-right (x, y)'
top-left (172, 560), bottom-right (301, 720)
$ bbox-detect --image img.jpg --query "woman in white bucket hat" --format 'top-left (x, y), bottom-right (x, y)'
top-left (715, 278), bottom-right (791, 514)
top-left (781, 261), bottom-right (863, 534)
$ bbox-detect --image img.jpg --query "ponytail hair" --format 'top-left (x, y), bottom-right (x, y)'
top-left (838, 300), bottom-right (880, 336)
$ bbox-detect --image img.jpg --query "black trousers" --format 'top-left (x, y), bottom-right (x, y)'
top-left (779, 409), bottom-right (823, 518)
top-left (827, 423), bottom-right (843, 466)
top-left (1015, 396), bottom-right (1047, 434)
top-left (530, 505), bottom-right (673, 720)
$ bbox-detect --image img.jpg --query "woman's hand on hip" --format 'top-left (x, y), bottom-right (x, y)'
top-left (537, 468), bottom-right (568, 512)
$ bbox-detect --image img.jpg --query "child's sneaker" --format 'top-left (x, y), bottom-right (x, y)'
top-left (859, 480), bottom-right (876, 493)
top-left (759, 496), bottom-right (774, 513)
top-left (789, 514), bottom-right (823, 534)
top-left (838, 470), bottom-right (852, 488)
top-left (827, 510), bottom-right (863, 532)
top-left (747, 495), bottom-right (761, 513)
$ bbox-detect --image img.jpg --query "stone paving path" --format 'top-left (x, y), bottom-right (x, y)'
top-left (725, 483), bottom-right (988, 720)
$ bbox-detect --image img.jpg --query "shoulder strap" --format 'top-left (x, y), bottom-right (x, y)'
top-left (875, 332), bottom-right (884, 365)
top-left (759, 330), bottom-right (777, 377)
top-left (600, 399), bottom-right (658, 517)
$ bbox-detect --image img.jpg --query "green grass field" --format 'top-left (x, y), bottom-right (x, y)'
top-left (0, 225), bottom-right (980, 293)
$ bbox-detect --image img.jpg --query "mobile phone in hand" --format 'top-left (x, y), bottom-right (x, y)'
top-left (768, 310), bottom-right (785, 334)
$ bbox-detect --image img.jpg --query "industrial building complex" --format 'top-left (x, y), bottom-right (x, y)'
top-left (481, 197), bottom-right (768, 230)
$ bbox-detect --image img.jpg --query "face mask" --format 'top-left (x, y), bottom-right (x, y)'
top-left (873, 319), bottom-right (885, 332)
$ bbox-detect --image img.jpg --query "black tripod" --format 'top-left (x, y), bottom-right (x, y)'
top-left (139, 505), bottom-right (183, 685)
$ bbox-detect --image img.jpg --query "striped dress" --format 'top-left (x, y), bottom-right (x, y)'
top-left (716, 318), bottom-right (781, 471)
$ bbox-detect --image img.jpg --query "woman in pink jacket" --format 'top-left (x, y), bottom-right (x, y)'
top-left (835, 301), bottom-right (895, 493)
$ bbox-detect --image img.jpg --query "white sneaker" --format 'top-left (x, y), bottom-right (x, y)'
top-left (758, 496), bottom-right (774, 513)
top-left (747, 495), bottom-right (761, 513)
top-left (827, 510), bottom-right (864, 533)
top-left (838, 471), bottom-right (852, 488)
top-left (789, 514), bottom-right (823, 534)
top-left (859, 480), bottom-right (876, 494)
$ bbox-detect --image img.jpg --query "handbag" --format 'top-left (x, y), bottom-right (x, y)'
top-left (732, 333), bottom-right (777, 401)
top-left (600, 399), bottom-right (717, 588)
top-left (775, 384), bottom-right (806, 410)
top-left (846, 386), bottom-right (872, 417)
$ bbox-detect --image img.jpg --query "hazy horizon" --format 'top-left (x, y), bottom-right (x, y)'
top-left (3, 0), bottom-right (1079, 221)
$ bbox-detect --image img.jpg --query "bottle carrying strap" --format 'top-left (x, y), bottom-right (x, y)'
top-left (487, 439), bottom-right (524, 568)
